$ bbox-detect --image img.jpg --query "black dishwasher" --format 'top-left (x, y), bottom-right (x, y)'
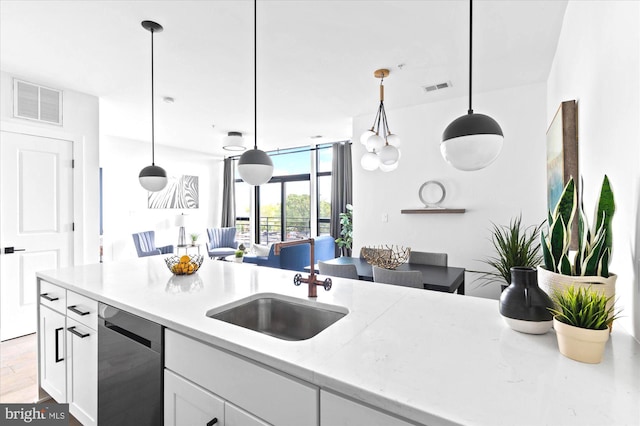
top-left (98, 303), bottom-right (163, 426)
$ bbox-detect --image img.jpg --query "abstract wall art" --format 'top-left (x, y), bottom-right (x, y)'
top-left (148, 175), bottom-right (199, 209)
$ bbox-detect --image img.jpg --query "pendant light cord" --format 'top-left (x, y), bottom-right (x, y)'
top-left (254, 0), bottom-right (258, 150)
top-left (468, 0), bottom-right (473, 115)
top-left (150, 27), bottom-right (156, 165)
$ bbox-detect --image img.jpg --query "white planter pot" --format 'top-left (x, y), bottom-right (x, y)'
top-left (234, 257), bottom-right (243, 263)
top-left (537, 266), bottom-right (617, 311)
top-left (553, 317), bottom-right (610, 364)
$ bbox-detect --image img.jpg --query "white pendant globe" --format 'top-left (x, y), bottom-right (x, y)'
top-left (440, 134), bottom-right (503, 171)
top-left (360, 130), bottom-right (375, 145)
top-left (386, 133), bottom-right (401, 147)
top-left (361, 152), bottom-right (379, 171)
top-left (379, 161), bottom-right (399, 172)
top-left (378, 145), bottom-right (399, 165)
top-left (365, 134), bottom-right (384, 152)
top-left (237, 148), bottom-right (274, 185)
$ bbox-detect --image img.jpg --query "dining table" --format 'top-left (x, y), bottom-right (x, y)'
top-left (309, 256), bottom-right (466, 295)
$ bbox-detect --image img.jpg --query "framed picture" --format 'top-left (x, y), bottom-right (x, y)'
top-left (148, 175), bottom-right (199, 209)
top-left (546, 100), bottom-right (578, 246)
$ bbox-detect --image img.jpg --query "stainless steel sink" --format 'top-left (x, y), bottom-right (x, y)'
top-left (207, 294), bottom-right (347, 341)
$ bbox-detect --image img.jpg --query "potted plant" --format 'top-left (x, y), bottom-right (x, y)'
top-left (234, 249), bottom-right (244, 263)
top-left (549, 285), bottom-right (620, 363)
top-left (190, 233), bottom-right (199, 246)
top-left (335, 204), bottom-right (353, 257)
top-left (474, 214), bottom-right (544, 291)
top-left (538, 175), bottom-right (616, 310)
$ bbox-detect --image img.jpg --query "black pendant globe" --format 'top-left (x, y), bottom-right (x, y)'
top-left (441, 112), bottom-right (504, 171)
top-left (139, 164), bottom-right (168, 192)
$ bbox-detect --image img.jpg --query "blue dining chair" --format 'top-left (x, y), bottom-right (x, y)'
top-left (132, 231), bottom-right (174, 257)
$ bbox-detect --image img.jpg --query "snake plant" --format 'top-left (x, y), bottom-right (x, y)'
top-left (541, 175), bottom-right (614, 277)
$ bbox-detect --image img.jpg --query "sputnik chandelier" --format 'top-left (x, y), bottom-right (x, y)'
top-left (360, 69), bottom-right (401, 172)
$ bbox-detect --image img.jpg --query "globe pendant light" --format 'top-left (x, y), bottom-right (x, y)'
top-left (139, 20), bottom-right (168, 192)
top-left (360, 69), bottom-right (401, 171)
top-left (238, 0), bottom-right (274, 186)
top-left (441, 0), bottom-right (503, 171)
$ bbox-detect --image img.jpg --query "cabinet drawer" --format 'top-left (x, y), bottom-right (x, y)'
top-left (39, 281), bottom-right (67, 314)
top-left (66, 291), bottom-right (98, 330)
top-left (226, 402), bottom-right (271, 426)
top-left (165, 330), bottom-right (318, 426)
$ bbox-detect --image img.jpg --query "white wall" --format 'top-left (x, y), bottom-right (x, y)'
top-left (547, 0), bottom-right (640, 340)
top-left (0, 70), bottom-right (100, 265)
top-left (99, 134), bottom-right (223, 262)
top-left (353, 82), bottom-right (548, 299)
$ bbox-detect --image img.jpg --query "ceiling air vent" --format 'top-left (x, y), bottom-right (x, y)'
top-left (13, 79), bottom-right (63, 125)
top-left (423, 81), bottom-right (452, 93)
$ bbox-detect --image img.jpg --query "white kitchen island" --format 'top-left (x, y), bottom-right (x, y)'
top-left (37, 257), bottom-right (640, 426)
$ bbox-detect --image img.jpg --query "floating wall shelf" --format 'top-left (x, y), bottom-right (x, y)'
top-left (401, 208), bottom-right (466, 214)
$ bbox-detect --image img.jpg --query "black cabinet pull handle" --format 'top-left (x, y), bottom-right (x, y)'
top-left (67, 305), bottom-right (90, 316)
top-left (206, 418), bottom-right (218, 426)
top-left (40, 293), bottom-right (59, 302)
top-left (67, 326), bottom-right (90, 339)
top-left (54, 327), bottom-right (64, 362)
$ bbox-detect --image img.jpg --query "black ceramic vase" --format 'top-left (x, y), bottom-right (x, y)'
top-left (499, 267), bottom-right (554, 334)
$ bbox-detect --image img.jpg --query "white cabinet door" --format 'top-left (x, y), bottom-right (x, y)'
top-left (225, 402), bottom-right (270, 426)
top-left (165, 369), bottom-right (225, 426)
top-left (320, 390), bottom-right (415, 426)
top-left (39, 305), bottom-right (66, 403)
top-left (66, 317), bottom-right (97, 426)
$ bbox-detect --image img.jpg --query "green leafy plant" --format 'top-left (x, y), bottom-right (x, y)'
top-left (541, 175), bottom-right (614, 277)
top-left (234, 250), bottom-right (244, 258)
top-left (190, 233), bottom-right (199, 243)
top-left (335, 204), bottom-right (353, 256)
top-left (549, 285), bottom-right (620, 330)
top-left (475, 214), bottom-right (544, 287)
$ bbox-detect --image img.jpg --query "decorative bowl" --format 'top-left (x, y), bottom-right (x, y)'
top-left (165, 254), bottom-right (204, 275)
top-left (362, 245), bottom-right (410, 270)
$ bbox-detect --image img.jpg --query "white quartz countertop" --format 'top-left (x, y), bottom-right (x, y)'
top-left (37, 257), bottom-right (640, 426)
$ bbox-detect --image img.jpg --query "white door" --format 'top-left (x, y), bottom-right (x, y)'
top-left (0, 130), bottom-right (73, 341)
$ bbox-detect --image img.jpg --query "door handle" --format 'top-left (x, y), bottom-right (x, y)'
top-left (4, 247), bottom-right (26, 254)
top-left (67, 305), bottom-right (90, 316)
top-left (67, 326), bottom-right (90, 339)
top-left (206, 418), bottom-right (218, 426)
top-left (40, 293), bottom-right (59, 302)
top-left (54, 327), bottom-right (64, 362)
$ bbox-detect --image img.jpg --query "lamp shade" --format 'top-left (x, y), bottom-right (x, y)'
top-left (386, 133), bottom-right (401, 147)
top-left (139, 165), bottom-right (168, 191)
top-left (238, 148), bottom-right (274, 185)
top-left (360, 151), bottom-right (380, 171)
top-left (223, 131), bottom-right (246, 151)
top-left (441, 113), bottom-right (504, 171)
top-left (365, 134), bottom-right (385, 153)
top-left (379, 161), bottom-right (399, 172)
top-left (378, 145), bottom-right (399, 165)
top-left (360, 130), bottom-right (375, 145)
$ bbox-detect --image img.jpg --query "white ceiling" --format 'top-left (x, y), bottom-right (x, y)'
top-left (0, 0), bottom-right (567, 156)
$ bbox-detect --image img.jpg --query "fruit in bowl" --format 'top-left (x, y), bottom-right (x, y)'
top-left (165, 254), bottom-right (203, 275)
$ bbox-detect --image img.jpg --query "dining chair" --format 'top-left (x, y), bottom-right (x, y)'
top-left (318, 261), bottom-right (359, 280)
top-left (372, 266), bottom-right (423, 289)
top-left (408, 251), bottom-right (448, 267)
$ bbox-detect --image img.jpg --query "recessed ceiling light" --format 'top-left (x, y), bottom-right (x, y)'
top-left (310, 135), bottom-right (323, 139)
top-left (163, 96), bottom-right (174, 103)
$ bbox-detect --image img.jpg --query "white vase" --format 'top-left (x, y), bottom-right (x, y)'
top-left (553, 318), bottom-right (610, 364)
top-left (537, 266), bottom-right (617, 312)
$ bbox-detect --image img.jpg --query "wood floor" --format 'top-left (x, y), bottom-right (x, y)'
top-left (1, 333), bottom-right (82, 425)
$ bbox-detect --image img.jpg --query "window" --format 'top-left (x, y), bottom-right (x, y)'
top-left (234, 143), bottom-right (337, 244)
